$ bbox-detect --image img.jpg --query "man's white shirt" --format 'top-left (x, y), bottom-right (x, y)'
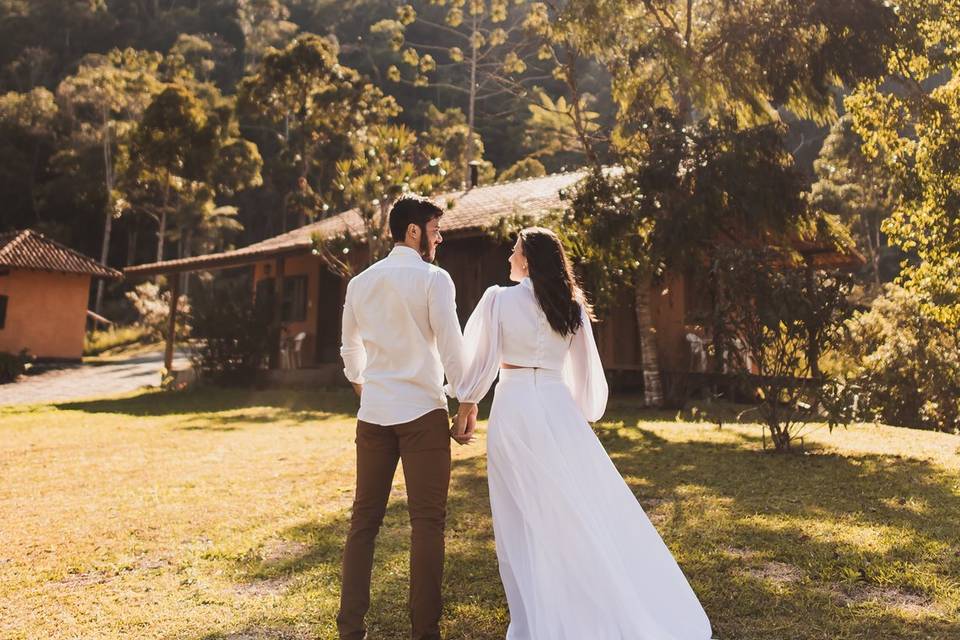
top-left (340, 245), bottom-right (465, 426)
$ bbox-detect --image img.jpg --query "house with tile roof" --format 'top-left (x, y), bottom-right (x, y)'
top-left (0, 229), bottom-right (122, 361)
top-left (125, 171), bottom-right (864, 393)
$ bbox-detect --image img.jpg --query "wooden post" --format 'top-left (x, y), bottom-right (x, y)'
top-left (164, 274), bottom-right (180, 372)
top-left (270, 256), bottom-right (286, 369)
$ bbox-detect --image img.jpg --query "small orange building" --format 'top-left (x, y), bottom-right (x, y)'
top-left (0, 230), bottom-right (121, 361)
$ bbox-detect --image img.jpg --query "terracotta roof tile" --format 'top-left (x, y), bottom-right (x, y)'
top-left (125, 171), bottom-right (586, 275)
top-left (0, 230), bottom-right (122, 279)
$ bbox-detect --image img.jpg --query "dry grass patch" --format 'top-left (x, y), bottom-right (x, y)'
top-left (1, 388), bottom-right (958, 639)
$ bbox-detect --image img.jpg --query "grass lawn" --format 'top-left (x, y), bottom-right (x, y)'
top-left (1, 388), bottom-right (958, 639)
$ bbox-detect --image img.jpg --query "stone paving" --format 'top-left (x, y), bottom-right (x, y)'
top-left (0, 350), bottom-right (189, 407)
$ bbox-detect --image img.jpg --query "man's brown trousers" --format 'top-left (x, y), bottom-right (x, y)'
top-left (336, 408), bottom-right (452, 640)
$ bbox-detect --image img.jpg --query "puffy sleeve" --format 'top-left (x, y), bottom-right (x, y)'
top-left (453, 285), bottom-right (502, 403)
top-left (562, 304), bottom-right (608, 422)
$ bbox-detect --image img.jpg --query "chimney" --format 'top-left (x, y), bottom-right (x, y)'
top-left (468, 160), bottom-right (481, 189)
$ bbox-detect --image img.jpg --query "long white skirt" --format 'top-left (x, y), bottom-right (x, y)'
top-left (487, 368), bottom-right (713, 640)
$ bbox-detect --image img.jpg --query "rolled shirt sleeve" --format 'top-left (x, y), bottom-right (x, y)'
top-left (428, 269), bottom-right (466, 399)
top-left (340, 283), bottom-right (367, 385)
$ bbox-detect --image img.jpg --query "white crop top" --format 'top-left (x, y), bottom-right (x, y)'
top-left (453, 278), bottom-right (608, 421)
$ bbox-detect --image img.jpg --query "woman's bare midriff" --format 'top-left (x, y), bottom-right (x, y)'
top-left (501, 363), bottom-right (532, 369)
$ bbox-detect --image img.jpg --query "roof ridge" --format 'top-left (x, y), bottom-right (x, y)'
top-left (0, 229), bottom-right (29, 261)
top-left (434, 167), bottom-right (587, 199)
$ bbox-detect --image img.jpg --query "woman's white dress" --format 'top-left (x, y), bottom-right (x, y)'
top-left (455, 278), bottom-right (712, 640)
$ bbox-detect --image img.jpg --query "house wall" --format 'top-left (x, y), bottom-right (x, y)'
top-left (649, 270), bottom-right (689, 373)
top-left (0, 269), bottom-right (91, 360)
top-left (248, 237), bottom-right (695, 377)
top-left (253, 253), bottom-right (322, 366)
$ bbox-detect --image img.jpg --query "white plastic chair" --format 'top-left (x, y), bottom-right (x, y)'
top-left (685, 333), bottom-right (708, 372)
top-left (291, 332), bottom-right (307, 369)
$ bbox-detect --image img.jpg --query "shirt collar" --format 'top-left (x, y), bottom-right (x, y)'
top-left (389, 245), bottom-right (425, 263)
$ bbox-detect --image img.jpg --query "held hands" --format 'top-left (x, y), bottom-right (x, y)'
top-left (451, 402), bottom-right (478, 445)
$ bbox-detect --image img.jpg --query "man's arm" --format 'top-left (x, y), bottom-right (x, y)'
top-left (340, 286), bottom-right (367, 396)
top-left (427, 269), bottom-right (465, 398)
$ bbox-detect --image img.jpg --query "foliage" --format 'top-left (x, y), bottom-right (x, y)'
top-left (83, 324), bottom-right (154, 357)
top-left (0, 87), bottom-right (59, 229)
top-left (419, 104), bottom-right (495, 188)
top-left (238, 34), bottom-right (399, 232)
top-left (842, 285), bottom-right (960, 433)
top-left (712, 248), bottom-right (855, 451)
top-left (808, 114), bottom-right (899, 290)
top-left (846, 0), bottom-right (960, 330)
top-left (497, 157), bottom-right (546, 182)
top-left (122, 82), bottom-right (263, 262)
top-left (523, 90), bottom-right (599, 160)
top-left (312, 123), bottom-right (451, 277)
top-left (188, 278), bottom-right (276, 386)
top-left (124, 281), bottom-right (190, 341)
top-left (539, 0), bottom-right (901, 144)
top-left (0, 349), bottom-right (30, 383)
top-left (375, 0), bottom-right (556, 173)
top-left (565, 110), bottom-right (808, 309)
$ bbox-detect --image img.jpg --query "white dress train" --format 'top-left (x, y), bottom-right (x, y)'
top-left (455, 279), bottom-right (712, 640)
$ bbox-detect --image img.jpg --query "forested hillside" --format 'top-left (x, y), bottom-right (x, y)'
top-left (0, 0), bottom-right (610, 286)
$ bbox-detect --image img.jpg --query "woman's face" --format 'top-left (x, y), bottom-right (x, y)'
top-left (508, 236), bottom-right (528, 282)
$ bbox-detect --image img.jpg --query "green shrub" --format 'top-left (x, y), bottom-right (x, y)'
top-left (843, 284), bottom-right (960, 432)
top-left (0, 350), bottom-right (30, 384)
top-left (188, 278), bottom-right (277, 385)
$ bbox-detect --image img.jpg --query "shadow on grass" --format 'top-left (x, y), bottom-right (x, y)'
top-left (190, 405), bottom-right (958, 640)
top-left (209, 454), bottom-right (504, 640)
top-left (54, 386), bottom-right (360, 419)
top-left (596, 426), bottom-right (960, 639)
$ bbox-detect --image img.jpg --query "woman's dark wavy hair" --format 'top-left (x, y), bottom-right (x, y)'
top-left (519, 227), bottom-right (590, 337)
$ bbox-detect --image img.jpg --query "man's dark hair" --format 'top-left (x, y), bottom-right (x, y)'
top-left (388, 195), bottom-right (444, 243)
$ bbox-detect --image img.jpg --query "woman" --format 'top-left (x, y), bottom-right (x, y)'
top-left (453, 227), bottom-right (712, 639)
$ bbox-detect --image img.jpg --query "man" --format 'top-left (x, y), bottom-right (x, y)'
top-left (337, 195), bottom-right (478, 640)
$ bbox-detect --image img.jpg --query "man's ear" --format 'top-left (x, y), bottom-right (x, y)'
top-left (406, 223), bottom-right (419, 243)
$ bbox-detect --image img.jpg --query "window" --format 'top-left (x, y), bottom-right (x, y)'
top-left (282, 275), bottom-right (308, 322)
top-left (0, 295), bottom-right (7, 330)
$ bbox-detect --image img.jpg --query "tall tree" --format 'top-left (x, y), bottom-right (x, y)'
top-left (0, 88), bottom-right (58, 230)
top-left (846, 0), bottom-right (960, 329)
top-left (546, 0), bottom-right (902, 406)
top-left (122, 83), bottom-right (262, 265)
top-left (234, 0), bottom-right (298, 71)
top-left (238, 34), bottom-right (399, 231)
top-left (57, 48), bottom-right (162, 314)
top-left (372, 0), bottom-right (556, 180)
top-left (808, 114), bottom-right (897, 290)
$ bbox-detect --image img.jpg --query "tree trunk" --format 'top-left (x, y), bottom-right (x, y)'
top-left (465, 12), bottom-right (478, 186)
top-left (164, 274), bottom-right (180, 373)
top-left (804, 258), bottom-right (821, 380)
top-left (95, 116), bottom-right (114, 315)
top-left (126, 227), bottom-right (138, 266)
top-left (563, 47), bottom-right (600, 171)
top-left (181, 228), bottom-right (192, 297)
top-left (156, 172), bottom-right (170, 262)
top-left (634, 277), bottom-right (664, 408)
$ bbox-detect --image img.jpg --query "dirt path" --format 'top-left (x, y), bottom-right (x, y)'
top-left (0, 351), bottom-right (189, 406)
